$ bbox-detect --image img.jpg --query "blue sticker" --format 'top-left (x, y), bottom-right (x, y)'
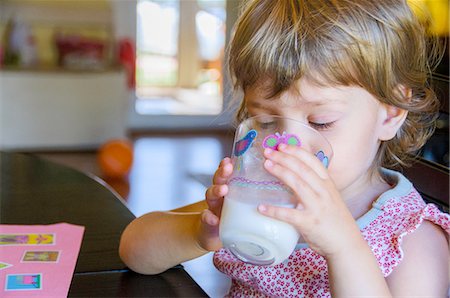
top-left (6, 274), bottom-right (42, 291)
top-left (315, 150), bottom-right (329, 168)
top-left (234, 130), bottom-right (257, 156)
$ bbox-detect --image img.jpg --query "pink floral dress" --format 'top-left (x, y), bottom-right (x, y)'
top-left (213, 170), bottom-right (450, 297)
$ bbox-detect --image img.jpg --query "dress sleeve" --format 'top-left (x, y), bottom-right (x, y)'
top-left (375, 199), bottom-right (450, 277)
top-left (421, 203), bottom-right (450, 234)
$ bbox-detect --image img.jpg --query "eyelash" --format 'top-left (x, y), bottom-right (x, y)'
top-left (309, 121), bottom-right (336, 130)
top-left (248, 112), bottom-right (336, 131)
top-left (260, 121), bottom-right (276, 129)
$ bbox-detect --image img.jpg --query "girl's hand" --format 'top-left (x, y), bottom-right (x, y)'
top-left (197, 157), bottom-right (233, 251)
top-left (260, 144), bottom-right (363, 259)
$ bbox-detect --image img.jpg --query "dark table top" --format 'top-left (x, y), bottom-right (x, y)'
top-left (0, 151), bottom-right (208, 297)
top-left (69, 269), bottom-right (207, 297)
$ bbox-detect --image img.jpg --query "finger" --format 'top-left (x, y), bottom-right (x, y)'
top-left (277, 143), bottom-right (330, 179)
top-left (263, 158), bottom-right (318, 208)
top-left (212, 158), bottom-right (233, 185)
top-left (257, 204), bottom-right (303, 229)
top-left (264, 148), bottom-right (327, 196)
top-left (275, 145), bottom-right (335, 197)
top-left (206, 189), bottom-right (226, 216)
top-left (201, 209), bottom-right (220, 226)
top-left (205, 184), bottom-right (228, 202)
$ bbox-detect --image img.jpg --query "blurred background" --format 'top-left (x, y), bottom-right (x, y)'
top-left (0, 0), bottom-right (241, 150)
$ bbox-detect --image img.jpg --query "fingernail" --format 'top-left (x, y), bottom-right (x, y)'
top-left (278, 143), bottom-right (287, 150)
top-left (264, 160), bottom-right (274, 168)
top-left (296, 203), bottom-right (305, 210)
top-left (210, 217), bottom-right (218, 225)
top-left (264, 148), bottom-right (273, 155)
top-left (258, 204), bottom-right (267, 212)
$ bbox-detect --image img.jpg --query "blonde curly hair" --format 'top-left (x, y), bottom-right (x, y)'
top-left (228, 0), bottom-right (443, 169)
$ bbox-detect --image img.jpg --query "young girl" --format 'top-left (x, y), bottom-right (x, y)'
top-left (120, 0), bottom-right (449, 296)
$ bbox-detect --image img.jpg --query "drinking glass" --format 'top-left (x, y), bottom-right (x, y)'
top-left (219, 115), bottom-right (333, 266)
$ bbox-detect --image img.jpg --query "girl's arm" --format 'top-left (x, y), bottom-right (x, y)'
top-left (386, 220), bottom-right (449, 296)
top-left (326, 233), bottom-right (392, 297)
top-left (119, 201), bottom-right (208, 274)
top-left (119, 158), bottom-right (233, 275)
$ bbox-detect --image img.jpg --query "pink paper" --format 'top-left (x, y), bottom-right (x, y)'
top-left (0, 223), bottom-right (84, 297)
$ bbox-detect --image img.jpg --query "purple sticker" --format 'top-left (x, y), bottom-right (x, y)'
top-left (315, 150), bottom-right (329, 168)
top-left (262, 132), bottom-right (301, 150)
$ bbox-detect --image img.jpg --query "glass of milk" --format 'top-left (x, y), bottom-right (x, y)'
top-left (219, 115), bottom-right (333, 266)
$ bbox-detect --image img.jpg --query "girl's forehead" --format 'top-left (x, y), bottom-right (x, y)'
top-left (245, 79), bottom-right (355, 107)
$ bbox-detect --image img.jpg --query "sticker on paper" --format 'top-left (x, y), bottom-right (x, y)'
top-left (0, 234), bottom-right (54, 246)
top-left (22, 251), bottom-right (60, 263)
top-left (5, 274), bottom-right (42, 291)
top-left (0, 262), bottom-right (12, 270)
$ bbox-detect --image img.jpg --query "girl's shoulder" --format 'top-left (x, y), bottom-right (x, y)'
top-left (373, 186), bottom-right (449, 243)
top-left (374, 169), bottom-right (449, 233)
top-left (384, 217), bottom-right (449, 296)
top-left (361, 169), bottom-right (450, 276)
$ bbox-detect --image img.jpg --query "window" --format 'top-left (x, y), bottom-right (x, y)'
top-left (135, 0), bottom-right (226, 115)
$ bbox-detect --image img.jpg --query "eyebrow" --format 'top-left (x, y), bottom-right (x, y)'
top-left (308, 98), bottom-right (344, 106)
top-left (247, 97), bottom-right (344, 108)
top-left (247, 101), bottom-right (263, 108)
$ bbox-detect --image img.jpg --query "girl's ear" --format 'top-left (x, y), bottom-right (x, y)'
top-left (378, 86), bottom-right (410, 141)
top-left (378, 105), bottom-right (408, 141)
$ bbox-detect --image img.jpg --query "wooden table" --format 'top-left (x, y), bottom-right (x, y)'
top-left (0, 151), bottom-right (208, 297)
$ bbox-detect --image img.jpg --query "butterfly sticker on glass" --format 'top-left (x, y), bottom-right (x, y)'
top-left (262, 132), bottom-right (301, 150)
top-left (315, 150), bottom-right (330, 168)
top-left (234, 129), bottom-right (258, 156)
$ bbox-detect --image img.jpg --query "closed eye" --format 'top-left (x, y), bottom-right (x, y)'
top-left (259, 121), bottom-right (277, 129)
top-left (309, 121), bottom-right (336, 130)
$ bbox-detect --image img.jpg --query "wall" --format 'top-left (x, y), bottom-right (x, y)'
top-left (0, 70), bottom-right (127, 150)
top-left (0, 0), bottom-right (130, 150)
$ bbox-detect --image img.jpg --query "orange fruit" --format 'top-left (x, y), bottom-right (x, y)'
top-left (97, 139), bottom-right (133, 178)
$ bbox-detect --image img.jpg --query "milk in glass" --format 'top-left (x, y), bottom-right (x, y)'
top-left (220, 186), bottom-right (299, 266)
